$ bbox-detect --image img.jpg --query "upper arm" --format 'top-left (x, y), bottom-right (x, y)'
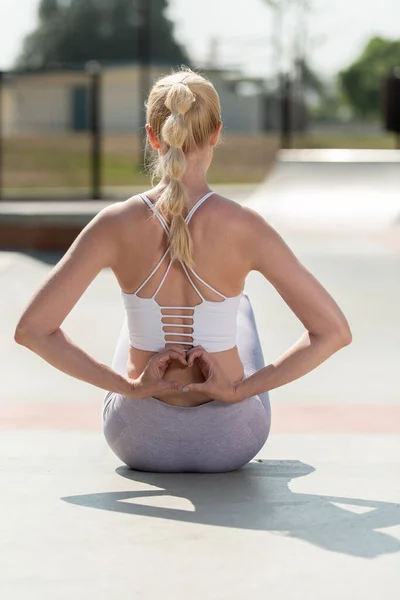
top-left (15, 204), bottom-right (121, 337)
top-left (242, 206), bottom-right (351, 340)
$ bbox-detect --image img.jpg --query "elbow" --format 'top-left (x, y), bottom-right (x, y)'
top-left (329, 322), bottom-right (353, 350)
top-left (14, 320), bottom-right (56, 348)
top-left (313, 319), bottom-right (352, 352)
top-left (14, 321), bottom-right (38, 348)
top-left (340, 326), bottom-right (353, 347)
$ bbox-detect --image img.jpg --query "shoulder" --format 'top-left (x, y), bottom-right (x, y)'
top-left (212, 195), bottom-right (296, 272)
top-left (72, 195), bottom-right (149, 266)
top-left (209, 193), bottom-right (275, 240)
top-left (91, 194), bottom-right (150, 235)
top-left (207, 193), bottom-right (249, 226)
top-left (95, 194), bottom-right (146, 221)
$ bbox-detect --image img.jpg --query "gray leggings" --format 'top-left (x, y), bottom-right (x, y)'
top-left (102, 293), bottom-right (271, 473)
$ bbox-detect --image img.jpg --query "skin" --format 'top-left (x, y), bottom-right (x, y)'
top-left (14, 119), bottom-right (352, 408)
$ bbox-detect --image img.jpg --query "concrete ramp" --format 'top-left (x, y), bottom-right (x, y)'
top-left (246, 149), bottom-right (400, 231)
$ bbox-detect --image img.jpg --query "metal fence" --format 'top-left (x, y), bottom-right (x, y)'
top-left (0, 62), bottom-right (311, 201)
top-left (2, 60), bottom-right (395, 201)
top-left (0, 64), bottom-right (108, 201)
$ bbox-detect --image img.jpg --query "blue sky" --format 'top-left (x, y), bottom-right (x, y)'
top-left (0, 0), bottom-right (399, 79)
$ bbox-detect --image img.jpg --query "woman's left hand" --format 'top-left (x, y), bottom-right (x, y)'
top-left (180, 345), bottom-right (241, 403)
top-left (129, 346), bottom-right (188, 399)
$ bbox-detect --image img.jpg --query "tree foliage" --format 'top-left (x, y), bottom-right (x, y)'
top-left (16, 0), bottom-right (189, 69)
top-left (339, 36), bottom-right (400, 119)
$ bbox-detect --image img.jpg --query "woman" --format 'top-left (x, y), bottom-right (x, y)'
top-left (14, 66), bottom-right (352, 473)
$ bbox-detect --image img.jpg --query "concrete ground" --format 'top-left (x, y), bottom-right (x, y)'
top-left (1, 156), bottom-right (400, 599)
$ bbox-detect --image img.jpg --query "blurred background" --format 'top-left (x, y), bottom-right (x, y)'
top-left (0, 0), bottom-right (399, 202)
top-left (1, 0), bottom-right (399, 416)
top-left (1, 4), bottom-right (400, 594)
top-left (1, 0), bottom-right (399, 400)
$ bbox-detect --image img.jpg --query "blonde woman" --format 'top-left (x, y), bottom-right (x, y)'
top-left (14, 67), bottom-right (352, 473)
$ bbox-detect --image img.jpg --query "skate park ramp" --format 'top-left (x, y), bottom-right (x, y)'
top-left (246, 149), bottom-right (400, 231)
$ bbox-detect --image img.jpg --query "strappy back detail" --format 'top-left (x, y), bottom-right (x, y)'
top-left (134, 191), bottom-right (228, 303)
top-left (120, 190), bottom-right (244, 352)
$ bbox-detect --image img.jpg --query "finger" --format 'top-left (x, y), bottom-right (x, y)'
top-left (187, 349), bottom-right (212, 368)
top-left (161, 380), bottom-right (185, 392)
top-left (166, 347), bottom-right (187, 361)
top-left (185, 347), bottom-right (204, 361)
top-left (181, 382), bottom-right (210, 393)
top-left (159, 349), bottom-right (187, 366)
top-left (186, 345), bottom-right (205, 354)
top-left (162, 345), bottom-right (187, 358)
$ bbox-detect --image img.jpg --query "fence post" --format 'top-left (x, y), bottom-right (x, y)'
top-left (138, 0), bottom-right (152, 169)
top-left (0, 71), bottom-right (3, 201)
top-left (86, 61), bottom-right (102, 200)
top-left (281, 74), bottom-right (293, 150)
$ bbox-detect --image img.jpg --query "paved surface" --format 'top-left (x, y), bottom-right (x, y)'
top-left (246, 149), bottom-right (400, 231)
top-left (1, 152), bottom-right (400, 598)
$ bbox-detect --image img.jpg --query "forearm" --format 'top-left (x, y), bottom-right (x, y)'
top-left (16, 328), bottom-right (132, 396)
top-left (236, 330), bottom-right (348, 402)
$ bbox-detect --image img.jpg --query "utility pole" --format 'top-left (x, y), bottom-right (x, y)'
top-left (265, 0), bottom-right (284, 95)
top-left (138, 0), bottom-right (152, 168)
top-left (264, 1), bottom-right (288, 141)
top-left (265, 0), bottom-right (309, 145)
top-left (293, 0), bottom-right (312, 133)
top-left (206, 37), bottom-right (220, 69)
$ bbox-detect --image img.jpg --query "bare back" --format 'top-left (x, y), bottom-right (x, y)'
top-left (111, 190), bottom-right (250, 407)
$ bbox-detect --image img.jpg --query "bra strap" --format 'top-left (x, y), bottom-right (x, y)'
top-left (138, 194), bottom-right (170, 235)
top-left (139, 191), bottom-right (215, 231)
top-left (188, 266), bottom-right (227, 299)
top-left (151, 258), bottom-right (173, 299)
top-left (134, 247), bottom-right (170, 295)
top-left (185, 191), bottom-right (215, 223)
top-left (180, 260), bottom-right (206, 302)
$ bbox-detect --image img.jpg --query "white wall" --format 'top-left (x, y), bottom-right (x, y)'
top-left (15, 85), bottom-right (69, 132)
top-left (209, 71), bottom-right (263, 133)
top-left (218, 88), bottom-right (263, 133)
top-left (101, 66), bottom-right (264, 134)
top-left (102, 67), bottom-right (140, 132)
top-left (101, 66), bottom-right (169, 132)
top-left (5, 72), bottom-right (88, 134)
top-left (4, 66), bottom-right (264, 135)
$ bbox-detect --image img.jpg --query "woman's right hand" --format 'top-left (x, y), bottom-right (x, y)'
top-left (126, 346), bottom-right (188, 399)
top-left (181, 345), bottom-right (242, 403)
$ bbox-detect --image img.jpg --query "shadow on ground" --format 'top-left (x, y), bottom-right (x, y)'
top-left (62, 460), bottom-right (400, 559)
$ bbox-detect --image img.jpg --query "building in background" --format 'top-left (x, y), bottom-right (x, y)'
top-left (3, 62), bottom-right (268, 135)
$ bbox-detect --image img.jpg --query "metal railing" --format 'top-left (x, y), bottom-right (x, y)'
top-left (0, 63), bottom-right (104, 201)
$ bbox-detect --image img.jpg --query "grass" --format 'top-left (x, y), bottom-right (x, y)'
top-left (2, 130), bottom-right (396, 197)
top-left (2, 133), bottom-right (279, 195)
top-left (294, 131), bottom-right (397, 150)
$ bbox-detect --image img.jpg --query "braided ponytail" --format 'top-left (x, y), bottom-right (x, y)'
top-left (153, 82), bottom-right (196, 268)
top-left (145, 67), bottom-right (222, 268)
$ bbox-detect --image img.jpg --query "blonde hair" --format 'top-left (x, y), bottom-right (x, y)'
top-left (144, 65), bottom-right (222, 269)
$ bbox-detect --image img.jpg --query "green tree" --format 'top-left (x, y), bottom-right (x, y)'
top-left (339, 36), bottom-right (400, 119)
top-left (15, 0), bottom-right (189, 69)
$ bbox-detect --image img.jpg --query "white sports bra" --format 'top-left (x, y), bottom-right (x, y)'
top-left (121, 191), bottom-right (244, 353)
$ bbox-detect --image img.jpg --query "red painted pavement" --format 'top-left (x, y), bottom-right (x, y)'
top-left (1, 403), bottom-right (400, 433)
